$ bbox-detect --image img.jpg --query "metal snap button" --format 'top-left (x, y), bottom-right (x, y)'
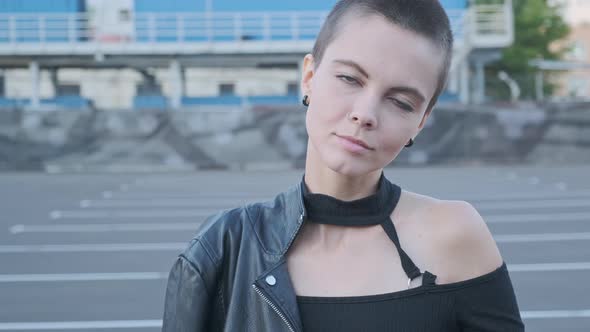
top-left (265, 275), bottom-right (277, 286)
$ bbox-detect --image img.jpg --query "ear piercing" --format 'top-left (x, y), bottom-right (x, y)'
top-left (302, 95), bottom-right (310, 107)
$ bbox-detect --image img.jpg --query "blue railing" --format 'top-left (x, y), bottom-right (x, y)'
top-left (181, 95), bottom-right (300, 106)
top-left (133, 95), bottom-right (169, 110)
top-left (132, 94), bottom-right (301, 110)
top-left (0, 13), bottom-right (86, 43)
top-left (132, 0), bottom-right (467, 13)
top-left (0, 10), bottom-right (467, 45)
top-left (133, 12), bottom-right (324, 43)
top-left (0, 95), bottom-right (90, 109)
top-left (133, 0), bottom-right (336, 13)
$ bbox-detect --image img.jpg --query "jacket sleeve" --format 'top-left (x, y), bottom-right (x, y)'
top-left (456, 263), bottom-right (525, 331)
top-left (162, 239), bottom-right (218, 332)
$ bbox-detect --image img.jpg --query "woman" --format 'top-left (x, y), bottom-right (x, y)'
top-left (163, 0), bottom-right (525, 331)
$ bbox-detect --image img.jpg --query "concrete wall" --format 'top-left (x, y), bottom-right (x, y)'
top-left (0, 102), bottom-right (588, 172)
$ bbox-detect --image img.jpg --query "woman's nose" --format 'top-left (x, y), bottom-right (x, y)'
top-left (348, 99), bottom-right (378, 129)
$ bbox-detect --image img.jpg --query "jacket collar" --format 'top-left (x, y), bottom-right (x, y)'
top-left (250, 179), bottom-right (307, 258)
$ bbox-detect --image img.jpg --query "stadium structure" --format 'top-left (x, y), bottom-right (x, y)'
top-left (0, 0), bottom-right (514, 112)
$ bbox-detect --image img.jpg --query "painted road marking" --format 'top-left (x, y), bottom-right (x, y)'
top-left (1, 262), bottom-right (588, 283)
top-left (49, 209), bottom-right (217, 219)
top-left (0, 310), bottom-right (588, 330)
top-left (495, 232), bottom-right (590, 242)
top-left (485, 212), bottom-right (589, 223)
top-left (521, 309), bottom-right (590, 319)
top-left (0, 272), bottom-right (167, 282)
top-left (0, 243), bottom-right (186, 253)
top-left (475, 198), bottom-right (590, 211)
top-left (79, 198), bottom-right (267, 208)
top-left (10, 223), bottom-right (201, 234)
top-left (0, 320), bottom-right (162, 330)
top-left (508, 262), bottom-right (590, 272)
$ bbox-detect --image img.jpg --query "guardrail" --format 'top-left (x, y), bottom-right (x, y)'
top-left (0, 12), bottom-right (325, 45)
top-left (134, 12), bottom-right (325, 42)
top-left (0, 10), bottom-right (473, 55)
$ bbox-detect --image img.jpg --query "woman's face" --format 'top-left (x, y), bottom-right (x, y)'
top-left (301, 13), bottom-right (444, 177)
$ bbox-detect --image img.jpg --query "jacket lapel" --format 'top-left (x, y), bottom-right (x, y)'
top-left (254, 259), bottom-right (303, 332)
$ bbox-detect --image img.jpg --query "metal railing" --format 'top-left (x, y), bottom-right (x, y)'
top-left (0, 10), bottom-right (480, 55)
top-left (0, 11), bottom-right (326, 45)
top-left (0, 6), bottom-right (513, 50)
top-left (133, 12), bottom-right (326, 43)
top-left (0, 13), bottom-right (89, 43)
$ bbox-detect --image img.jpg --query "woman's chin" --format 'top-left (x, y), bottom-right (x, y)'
top-left (321, 154), bottom-right (380, 177)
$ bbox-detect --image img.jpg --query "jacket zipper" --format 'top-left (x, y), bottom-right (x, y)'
top-left (252, 284), bottom-right (295, 332)
top-left (250, 212), bottom-right (305, 332)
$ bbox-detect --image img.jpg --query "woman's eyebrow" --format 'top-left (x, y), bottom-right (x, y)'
top-left (332, 59), bottom-right (370, 79)
top-left (332, 59), bottom-right (426, 103)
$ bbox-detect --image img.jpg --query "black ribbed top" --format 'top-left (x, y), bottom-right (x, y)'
top-left (296, 262), bottom-right (524, 331)
top-left (296, 173), bottom-right (525, 331)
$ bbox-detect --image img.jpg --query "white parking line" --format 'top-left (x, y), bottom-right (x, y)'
top-left (100, 189), bottom-right (590, 201)
top-left (22, 212), bottom-right (588, 234)
top-left (495, 232), bottom-right (590, 242)
top-left (521, 309), bottom-right (590, 319)
top-left (49, 209), bottom-right (217, 220)
top-left (0, 272), bottom-right (167, 282)
top-left (0, 320), bottom-right (162, 330)
top-left (527, 176), bottom-right (540, 185)
top-left (508, 262), bottom-right (590, 272)
top-left (485, 212), bottom-right (589, 223)
top-left (10, 223), bottom-right (201, 234)
top-left (54, 202), bottom-right (589, 221)
top-left (0, 243), bottom-right (186, 253)
top-left (475, 198), bottom-right (590, 211)
top-left (3, 232), bottom-right (589, 253)
top-left (79, 198), bottom-right (267, 208)
top-left (1, 310), bottom-right (586, 330)
top-left (555, 182), bottom-right (568, 191)
top-left (0, 262), bottom-right (588, 284)
top-left (103, 191), bottom-right (259, 199)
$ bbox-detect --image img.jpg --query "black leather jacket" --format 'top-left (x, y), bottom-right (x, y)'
top-left (162, 179), bottom-right (527, 331)
top-left (162, 182), bottom-right (307, 331)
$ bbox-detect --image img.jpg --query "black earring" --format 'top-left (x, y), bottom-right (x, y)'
top-left (302, 95), bottom-right (310, 107)
top-left (405, 138), bottom-right (414, 148)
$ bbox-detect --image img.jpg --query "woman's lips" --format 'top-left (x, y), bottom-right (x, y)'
top-left (335, 135), bottom-right (373, 153)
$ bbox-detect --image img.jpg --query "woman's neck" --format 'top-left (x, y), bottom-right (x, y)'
top-left (304, 148), bottom-right (383, 201)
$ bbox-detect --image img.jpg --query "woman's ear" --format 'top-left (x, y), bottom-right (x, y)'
top-left (300, 54), bottom-right (315, 96)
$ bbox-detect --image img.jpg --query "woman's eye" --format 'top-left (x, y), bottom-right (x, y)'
top-left (390, 98), bottom-right (414, 112)
top-left (336, 75), bottom-right (359, 85)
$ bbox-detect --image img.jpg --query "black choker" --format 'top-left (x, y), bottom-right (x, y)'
top-left (301, 173), bottom-right (401, 226)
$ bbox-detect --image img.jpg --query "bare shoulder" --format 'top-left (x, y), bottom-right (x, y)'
top-left (399, 191), bottom-right (503, 284)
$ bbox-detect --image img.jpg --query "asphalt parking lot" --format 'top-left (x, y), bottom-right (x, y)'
top-left (1, 165), bottom-right (589, 331)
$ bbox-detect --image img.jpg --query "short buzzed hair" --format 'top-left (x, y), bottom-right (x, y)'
top-left (312, 0), bottom-right (454, 111)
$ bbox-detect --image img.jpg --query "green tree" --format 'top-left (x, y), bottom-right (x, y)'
top-left (476, 0), bottom-right (570, 100)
